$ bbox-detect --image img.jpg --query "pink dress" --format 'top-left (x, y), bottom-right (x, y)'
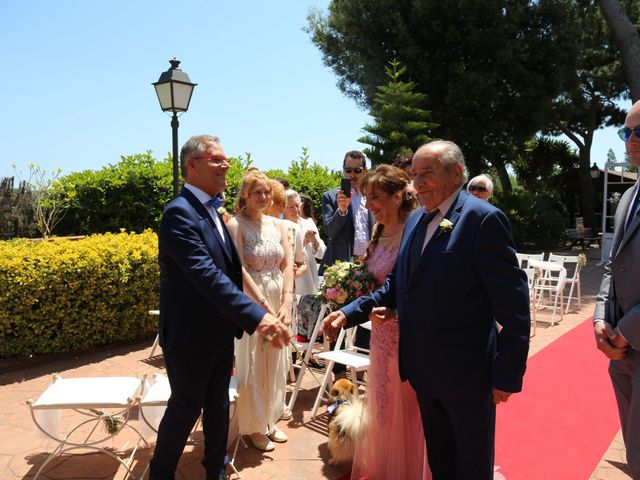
top-left (350, 230), bottom-right (431, 480)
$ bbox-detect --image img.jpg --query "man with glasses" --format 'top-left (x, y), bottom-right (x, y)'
top-left (595, 101), bottom-right (640, 478)
top-left (320, 150), bottom-right (374, 382)
top-left (467, 174), bottom-right (494, 201)
top-left (149, 135), bottom-right (290, 480)
top-left (320, 150), bottom-right (374, 272)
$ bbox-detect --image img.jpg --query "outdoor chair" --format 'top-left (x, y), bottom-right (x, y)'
top-left (310, 321), bottom-right (371, 419)
top-left (287, 303), bottom-right (328, 412)
top-left (26, 374), bottom-right (146, 480)
top-left (548, 253), bottom-right (584, 313)
top-left (528, 259), bottom-right (567, 326)
top-left (523, 267), bottom-right (540, 337)
top-left (147, 310), bottom-right (160, 358)
top-left (515, 252), bottom-right (545, 269)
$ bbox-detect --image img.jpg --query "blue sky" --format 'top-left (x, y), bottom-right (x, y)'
top-left (0, 0), bottom-right (630, 181)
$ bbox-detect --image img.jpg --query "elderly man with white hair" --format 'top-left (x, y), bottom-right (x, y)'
top-left (467, 174), bottom-right (494, 200)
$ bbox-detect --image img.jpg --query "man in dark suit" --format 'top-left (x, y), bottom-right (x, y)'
top-left (323, 140), bottom-right (530, 479)
top-left (319, 150), bottom-right (374, 273)
top-left (149, 135), bottom-right (290, 480)
top-left (594, 100), bottom-right (640, 477)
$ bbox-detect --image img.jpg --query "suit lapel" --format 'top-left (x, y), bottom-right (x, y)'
top-left (407, 191), bottom-right (466, 289)
top-left (400, 208), bottom-right (425, 276)
top-left (182, 188), bottom-right (233, 263)
top-left (616, 184), bottom-right (640, 255)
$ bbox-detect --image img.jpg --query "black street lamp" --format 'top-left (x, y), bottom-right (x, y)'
top-left (153, 58), bottom-right (197, 197)
top-left (590, 163), bottom-right (601, 179)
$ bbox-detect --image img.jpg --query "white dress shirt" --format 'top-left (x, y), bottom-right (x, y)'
top-left (184, 183), bottom-right (225, 243)
top-left (421, 187), bottom-right (462, 253)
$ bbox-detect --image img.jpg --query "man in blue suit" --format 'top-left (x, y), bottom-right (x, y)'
top-left (323, 140), bottom-right (530, 479)
top-left (149, 135), bottom-right (290, 480)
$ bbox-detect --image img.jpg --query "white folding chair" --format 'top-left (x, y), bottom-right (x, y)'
top-left (148, 310), bottom-right (160, 358)
top-left (26, 374), bottom-right (146, 480)
top-left (515, 252), bottom-right (545, 268)
top-left (528, 259), bottom-right (567, 326)
top-left (523, 267), bottom-right (540, 337)
top-left (287, 304), bottom-right (328, 412)
top-left (310, 322), bottom-right (370, 419)
top-left (548, 253), bottom-right (584, 313)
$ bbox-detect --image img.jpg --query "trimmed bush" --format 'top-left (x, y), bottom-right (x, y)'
top-left (0, 231), bottom-right (159, 359)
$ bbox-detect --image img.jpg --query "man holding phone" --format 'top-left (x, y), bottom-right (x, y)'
top-left (320, 150), bottom-right (374, 273)
top-left (320, 150), bottom-right (374, 381)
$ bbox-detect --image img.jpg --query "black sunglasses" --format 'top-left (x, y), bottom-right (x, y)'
top-left (344, 167), bottom-right (364, 174)
top-left (468, 185), bottom-right (488, 193)
top-left (618, 126), bottom-right (640, 142)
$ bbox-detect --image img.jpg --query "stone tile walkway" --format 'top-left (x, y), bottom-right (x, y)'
top-left (0, 248), bottom-right (631, 479)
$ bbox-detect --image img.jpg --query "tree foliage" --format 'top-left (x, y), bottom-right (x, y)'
top-left (306, 0), bottom-right (580, 188)
top-left (358, 59), bottom-right (438, 165)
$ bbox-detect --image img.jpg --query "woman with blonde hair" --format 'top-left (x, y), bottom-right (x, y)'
top-left (227, 169), bottom-right (294, 452)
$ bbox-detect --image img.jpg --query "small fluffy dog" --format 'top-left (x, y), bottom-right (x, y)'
top-left (326, 378), bottom-right (364, 466)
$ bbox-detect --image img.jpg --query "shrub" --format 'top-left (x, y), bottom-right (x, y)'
top-left (53, 153), bottom-right (173, 236)
top-left (0, 231), bottom-right (159, 359)
top-left (493, 187), bottom-right (568, 251)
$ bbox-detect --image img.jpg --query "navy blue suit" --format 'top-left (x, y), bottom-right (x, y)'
top-left (319, 187), bottom-right (374, 274)
top-left (342, 191), bottom-right (530, 479)
top-left (149, 187), bottom-right (266, 480)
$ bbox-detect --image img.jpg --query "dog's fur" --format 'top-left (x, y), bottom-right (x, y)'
top-left (327, 378), bottom-right (363, 466)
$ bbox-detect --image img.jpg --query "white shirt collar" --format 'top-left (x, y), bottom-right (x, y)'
top-left (184, 183), bottom-right (216, 205)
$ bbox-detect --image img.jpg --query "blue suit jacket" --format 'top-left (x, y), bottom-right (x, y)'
top-left (158, 187), bottom-right (266, 352)
top-left (320, 187), bottom-right (374, 273)
top-left (342, 191), bottom-right (530, 398)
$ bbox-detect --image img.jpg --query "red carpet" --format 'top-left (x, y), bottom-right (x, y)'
top-left (495, 318), bottom-right (620, 479)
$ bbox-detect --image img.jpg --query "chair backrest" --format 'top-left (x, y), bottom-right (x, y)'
top-left (516, 252), bottom-right (546, 268)
top-left (548, 253), bottom-right (583, 282)
top-left (528, 259), bottom-right (567, 292)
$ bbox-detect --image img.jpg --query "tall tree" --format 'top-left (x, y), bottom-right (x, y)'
top-left (358, 59), bottom-right (438, 165)
top-left (599, 0), bottom-right (640, 101)
top-left (547, 0), bottom-right (632, 228)
top-left (307, 0), bottom-right (580, 191)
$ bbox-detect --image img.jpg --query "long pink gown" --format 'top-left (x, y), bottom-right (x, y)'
top-left (350, 230), bottom-right (431, 480)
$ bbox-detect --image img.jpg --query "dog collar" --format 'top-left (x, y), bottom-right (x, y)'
top-left (327, 399), bottom-right (348, 415)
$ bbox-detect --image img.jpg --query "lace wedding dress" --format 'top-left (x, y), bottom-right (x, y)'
top-left (235, 215), bottom-right (288, 435)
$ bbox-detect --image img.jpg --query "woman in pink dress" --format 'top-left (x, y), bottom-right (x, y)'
top-left (350, 164), bottom-right (430, 480)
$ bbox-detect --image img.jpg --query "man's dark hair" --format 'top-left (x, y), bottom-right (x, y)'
top-left (342, 150), bottom-right (367, 168)
top-left (276, 178), bottom-right (290, 189)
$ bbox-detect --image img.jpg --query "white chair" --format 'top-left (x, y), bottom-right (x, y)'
top-left (287, 304), bottom-right (328, 412)
top-left (148, 309), bottom-right (160, 358)
top-left (548, 253), bottom-right (584, 313)
top-left (310, 322), bottom-right (371, 419)
top-left (523, 267), bottom-right (540, 337)
top-left (528, 259), bottom-right (567, 326)
top-left (515, 252), bottom-right (545, 268)
top-left (26, 374), bottom-right (146, 480)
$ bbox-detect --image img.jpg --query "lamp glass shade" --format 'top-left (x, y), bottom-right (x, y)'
top-left (590, 164), bottom-right (600, 179)
top-left (154, 83), bottom-right (173, 111)
top-left (172, 82), bottom-right (194, 111)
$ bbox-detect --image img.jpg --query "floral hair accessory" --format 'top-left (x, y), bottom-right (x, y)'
top-left (317, 260), bottom-right (375, 310)
top-left (437, 218), bottom-right (454, 238)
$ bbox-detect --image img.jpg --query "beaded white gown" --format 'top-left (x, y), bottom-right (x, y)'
top-left (235, 215), bottom-right (288, 435)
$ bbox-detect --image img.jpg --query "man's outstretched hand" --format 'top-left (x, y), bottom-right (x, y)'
top-left (321, 310), bottom-right (347, 342)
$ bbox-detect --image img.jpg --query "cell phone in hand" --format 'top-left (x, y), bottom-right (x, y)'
top-left (340, 177), bottom-right (352, 197)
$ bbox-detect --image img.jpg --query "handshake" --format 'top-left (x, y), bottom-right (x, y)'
top-left (256, 312), bottom-right (291, 348)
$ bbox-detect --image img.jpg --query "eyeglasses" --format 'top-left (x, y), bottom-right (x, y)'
top-left (468, 185), bottom-right (488, 193)
top-left (344, 167), bottom-right (364, 174)
top-left (191, 154), bottom-right (229, 165)
top-left (617, 126), bottom-right (640, 142)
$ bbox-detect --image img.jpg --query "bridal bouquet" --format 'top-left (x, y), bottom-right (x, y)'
top-left (318, 260), bottom-right (375, 309)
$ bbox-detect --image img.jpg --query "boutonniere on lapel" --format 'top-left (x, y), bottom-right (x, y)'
top-left (436, 219), bottom-right (454, 238)
top-left (217, 206), bottom-right (231, 224)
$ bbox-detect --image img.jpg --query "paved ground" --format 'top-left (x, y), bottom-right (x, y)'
top-left (0, 247), bottom-right (632, 479)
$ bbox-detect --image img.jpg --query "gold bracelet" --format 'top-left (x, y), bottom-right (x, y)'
top-left (283, 290), bottom-right (293, 295)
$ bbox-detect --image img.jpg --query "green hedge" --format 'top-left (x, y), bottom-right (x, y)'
top-left (0, 231), bottom-right (159, 359)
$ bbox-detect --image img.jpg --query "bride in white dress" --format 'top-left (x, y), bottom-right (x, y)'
top-left (227, 169), bottom-right (294, 452)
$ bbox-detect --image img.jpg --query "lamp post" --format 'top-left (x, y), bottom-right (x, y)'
top-left (590, 163), bottom-right (601, 179)
top-left (153, 58), bottom-right (197, 198)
